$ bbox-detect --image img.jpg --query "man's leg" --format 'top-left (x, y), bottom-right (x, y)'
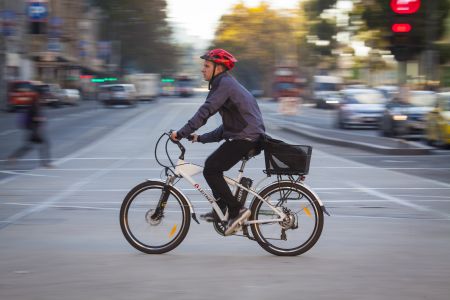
top-left (39, 135), bottom-right (51, 166)
top-left (203, 140), bottom-right (256, 218)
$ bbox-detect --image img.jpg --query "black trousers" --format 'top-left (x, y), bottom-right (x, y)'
top-left (203, 139), bottom-right (258, 217)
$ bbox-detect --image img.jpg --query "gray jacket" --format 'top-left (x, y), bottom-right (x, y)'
top-left (177, 72), bottom-right (265, 143)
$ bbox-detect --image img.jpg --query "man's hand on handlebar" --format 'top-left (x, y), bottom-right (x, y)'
top-left (170, 131), bottom-right (179, 141)
top-left (170, 131), bottom-right (198, 143)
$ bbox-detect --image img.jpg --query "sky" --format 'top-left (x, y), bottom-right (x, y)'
top-left (166, 0), bottom-right (301, 42)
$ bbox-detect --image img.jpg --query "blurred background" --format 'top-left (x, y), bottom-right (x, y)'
top-left (1, 0), bottom-right (449, 99)
top-left (2, 0), bottom-right (450, 145)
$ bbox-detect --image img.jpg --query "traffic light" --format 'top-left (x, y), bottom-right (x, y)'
top-left (389, 0), bottom-right (423, 61)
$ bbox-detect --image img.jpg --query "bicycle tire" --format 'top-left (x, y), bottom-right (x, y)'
top-left (250, 181), bottom-right (324, 256)
top-left (120, 180), bottom-right (191, 254)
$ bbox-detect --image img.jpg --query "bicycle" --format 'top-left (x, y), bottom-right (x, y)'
top-left (120, 132), bottom-right (329, 256)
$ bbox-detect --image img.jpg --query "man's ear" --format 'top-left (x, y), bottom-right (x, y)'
top-left (218, 64), bottom-right (227, 73)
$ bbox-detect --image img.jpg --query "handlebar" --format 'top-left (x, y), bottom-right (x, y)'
top-left (154, 131), bottom-right (186, 171)
top-left (168, 131), bottom-right (186, 160)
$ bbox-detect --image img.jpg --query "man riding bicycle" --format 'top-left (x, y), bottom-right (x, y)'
top-left (170, 48), bottom-right (266, 235)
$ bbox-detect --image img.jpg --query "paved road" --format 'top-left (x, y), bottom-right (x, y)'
top-left (0, 95), bottom-right (449, 300)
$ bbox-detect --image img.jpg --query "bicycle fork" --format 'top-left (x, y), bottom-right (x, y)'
top-left (151, 176), bottom-right (175, 222)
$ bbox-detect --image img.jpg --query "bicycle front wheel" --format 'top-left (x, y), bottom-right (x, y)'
top-left (120, 180), bottom-right (191, 254)
top-left (250, 181), bottom-right (324, 256)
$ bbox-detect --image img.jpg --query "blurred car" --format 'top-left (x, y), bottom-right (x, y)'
top-left (380, 90), bottom-right (437, 138)
top-left (375, 85), bottom-right (399, 101)
top-left (175, 77), bottom-right (195, 97)
top-left (98, 84), bottom-right (137, 106)
top-left (36, 83), bottom-right (64, 107)
top-left (336, 88), bottom-right (387, 129)
top-left (315, 91), bottom-right (342, 109)
top-left (61, 89), bottom-right (80, 105)
top-left (251, 89), bottom-right (264, 98)
top-left (425, 92), bottom-right (450, 147)
top-left (346, 84), bottom-right (368, 89)
top-left (7, 80), bottom-right (41, 111)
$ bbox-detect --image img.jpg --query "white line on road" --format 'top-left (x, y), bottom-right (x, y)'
top-left (0, 170), bottom-right (57, 178)
top-left (0, 129), bottom-right (20, 136)
top-left (3, 198), bottom-right (450, 206)
top-left (348, 182), bottom-right (450, 219)
top-left (0, 106), bottom-right (186, 229)
top-left (1, 202), bottom-right (118, 211)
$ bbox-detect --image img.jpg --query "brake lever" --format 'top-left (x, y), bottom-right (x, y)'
top-left (167, 130), bottom-right (185, 160)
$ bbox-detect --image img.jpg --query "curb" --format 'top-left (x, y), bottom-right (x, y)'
top-left (271, 118), bottom-right (433, 155)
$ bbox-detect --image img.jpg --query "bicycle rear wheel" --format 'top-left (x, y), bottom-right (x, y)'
top-left (250, 181), bottom-right (324, 256)
top-left (120, 180), bottom-right (191, 254)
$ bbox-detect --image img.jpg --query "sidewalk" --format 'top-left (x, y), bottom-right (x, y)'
top-left (260, 101), bottom-right (432, 155)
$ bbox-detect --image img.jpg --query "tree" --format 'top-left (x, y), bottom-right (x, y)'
top-left (92, 0), bottom-right (178, 74)
top-left (210, 2), bottom-right (298, 92)
top-left (297, 0), bottom-right (338, 69)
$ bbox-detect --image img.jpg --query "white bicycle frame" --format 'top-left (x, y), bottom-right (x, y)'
top-left (172, 158), bottom-right (287, 224)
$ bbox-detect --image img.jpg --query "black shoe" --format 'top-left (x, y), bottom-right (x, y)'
top-left (225, 208), bottom-right (251, 236)
top-left (200, 207), bottom-right (228, 223)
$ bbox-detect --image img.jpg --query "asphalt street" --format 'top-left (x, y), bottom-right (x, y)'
top-left (0, 95), bottom-right (449, 300)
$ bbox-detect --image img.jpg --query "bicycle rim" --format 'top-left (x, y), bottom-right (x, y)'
top-left (120, 182), bottom-right (190, 254)
top-left (250, 182), bottom-right (323, 256)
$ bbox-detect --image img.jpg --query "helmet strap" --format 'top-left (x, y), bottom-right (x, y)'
top-left (208, 63), bottom-right (217, 90)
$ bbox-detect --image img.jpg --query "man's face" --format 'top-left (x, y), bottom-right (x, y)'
top-left (201, 60), bottom-right (215, 81)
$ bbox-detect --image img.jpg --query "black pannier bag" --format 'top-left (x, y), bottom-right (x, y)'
top-left (262, 135), bottom-right (312, 175)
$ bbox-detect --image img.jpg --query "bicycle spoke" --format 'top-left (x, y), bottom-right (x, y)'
top-left (250, 181), bottom-right (324, 256)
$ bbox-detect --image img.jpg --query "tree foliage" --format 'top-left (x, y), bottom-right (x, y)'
top-left (92, 0), bottom-right (178, 73)
top-left (296, 0), bottom-right (337, 69)
top-left (210, 2), bottom-right (298, 91)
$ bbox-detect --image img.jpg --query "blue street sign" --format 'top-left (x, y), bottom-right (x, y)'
top-left (27, 2), bottom-right (48, 21)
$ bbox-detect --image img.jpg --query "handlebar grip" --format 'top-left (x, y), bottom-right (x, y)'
top-left (187, 134), bottom-right (194, 141)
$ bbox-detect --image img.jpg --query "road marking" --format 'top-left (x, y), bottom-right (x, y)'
top-left (1, 202), bottom-right (118, 211)
top-left (383, 160), bottom-right (415, 163)
top-left (348, 182), bottom-right (450, 219)
top-left (0, 107), bottom-right (187, 229)
top-left (330, 214), bottom-right (450, 221)
top-left (0, 171), bottom-right (57, 178)
top-left (0, 129), bottom-right (20, 136)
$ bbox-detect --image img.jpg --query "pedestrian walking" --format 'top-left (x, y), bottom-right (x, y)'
top-left (8, 86), bottom-right (52, 168)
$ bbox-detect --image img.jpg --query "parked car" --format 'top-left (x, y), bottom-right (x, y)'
top-left (315, 91), bottom-right (342, 109)
top-left (98, 84), bottom-right (137, 106)
top-left (61, 89), bottom-right (80, 105)
top-left (380, 90), bottom-right (437, 138)
top-left (336, 88), bottom-right (387, 129)
top-left (7, 80), bottom-right (40, 111)
top-left (425, 92), bottom-right (450, 147)
top-left (375, 85), bottom-right (399, 101)
top-left (36, 83), bottom-right (64, 107)
top-left (313, 75), bottom-right (343, 109)
top-left (175, 76), bottom-right (195, 97)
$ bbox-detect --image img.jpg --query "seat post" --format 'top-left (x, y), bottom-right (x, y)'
top-left (238, 158), bottom-right (248, 173)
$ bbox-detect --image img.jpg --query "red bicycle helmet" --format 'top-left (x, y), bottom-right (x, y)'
top-left (200, 48), bottom-right (237, 70)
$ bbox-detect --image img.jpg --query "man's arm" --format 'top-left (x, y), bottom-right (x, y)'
top-left (177, 79), bottom-right (229, 139)
top-left (198, 125), bottom-right (224, 143)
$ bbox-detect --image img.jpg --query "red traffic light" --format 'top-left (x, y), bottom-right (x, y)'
top-left (392, 23), bottom-right (412, 33)
top-left (390, 0), bottom-right (420, 14)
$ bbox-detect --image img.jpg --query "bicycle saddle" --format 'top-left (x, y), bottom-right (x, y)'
top-left (243, 147), bottom-right (261, 160)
